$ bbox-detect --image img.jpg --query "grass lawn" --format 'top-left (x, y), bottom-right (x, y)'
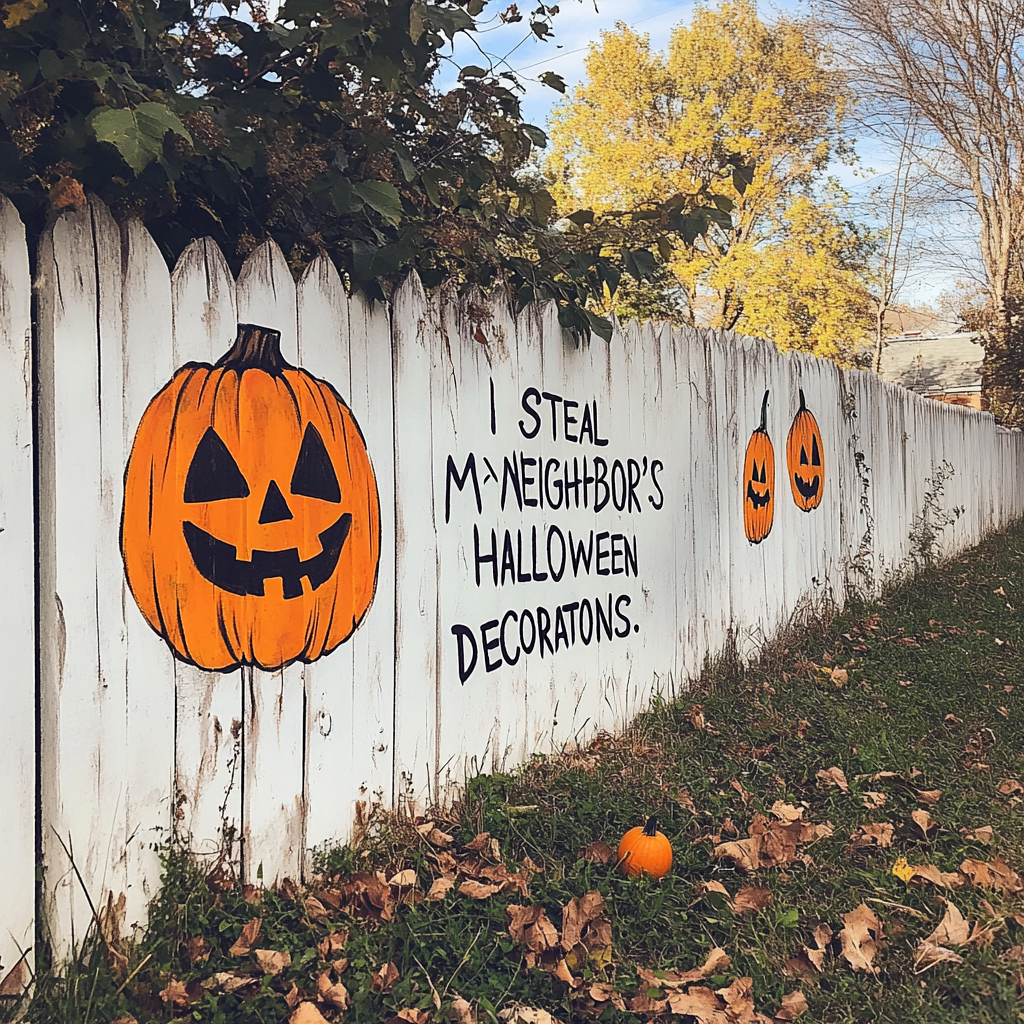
top-left (15, 519), bottom-right (1024, 1024)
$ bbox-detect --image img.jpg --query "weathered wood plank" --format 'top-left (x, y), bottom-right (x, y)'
top-left (391, 274), bottom-right (438, 812)
top-left (120, 219), bottom-right (176, 928)
top-left (0, 194), bottom-right (35, 987)
top-left (38, 198), bottom-right (128, 959)
top-left (170, 239), bottom-right (244, 873)
top-left (299, 259), bottom-right (396, 860)
top-left (235, 240), bottom-right (305, 884)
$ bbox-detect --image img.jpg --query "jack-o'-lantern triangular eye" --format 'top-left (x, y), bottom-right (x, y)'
top-left (291, 424), bottom-right (341, 502)
top-left (811, 434), bottom-right (821, 466)
top-left (184, 428), bottom-right (250, 503)
top-left (800, 445), bottom-right (809, 465)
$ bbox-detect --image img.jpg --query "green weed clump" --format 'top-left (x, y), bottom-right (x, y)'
top-left (9, 521), bottom-right (1024, 1024)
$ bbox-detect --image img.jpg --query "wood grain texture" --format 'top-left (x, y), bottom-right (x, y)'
top-left (121, 218), bottom-right (176, 929)
top-left (37, 198), bottom-right (129, 959)
top-left (235, 240), bottom-right (305, 885)
top-left (0, 194), bottom-right (35, 986)
top-left (299, 261), bottom-right (396, 861)
top-left (170, 238), bottom-right (244, 873)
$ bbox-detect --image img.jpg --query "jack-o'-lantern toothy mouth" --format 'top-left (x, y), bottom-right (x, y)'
top-left (183, 514), bottom-right (352, 599)
top-left (794, 472), bottom-right (821, 499)
top-left (746, 481), bottom-right (771, 508)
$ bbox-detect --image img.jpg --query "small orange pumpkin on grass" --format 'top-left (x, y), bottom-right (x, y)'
top-left (617, 815), bottom-right (673, 878)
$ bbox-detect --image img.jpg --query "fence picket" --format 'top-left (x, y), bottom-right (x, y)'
top-left (37, 199), bottom-right (128, 959)
top-left (168, 238), bottom-right (245, 874)
top-left (0, 194), bottom-right (35, 988)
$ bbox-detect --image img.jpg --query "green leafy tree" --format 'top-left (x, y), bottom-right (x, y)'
top-left (0, 0), bottom-right (737, 340)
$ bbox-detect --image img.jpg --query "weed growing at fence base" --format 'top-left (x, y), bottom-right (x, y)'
top-left (11, 521), bottom-right (1024, 1024)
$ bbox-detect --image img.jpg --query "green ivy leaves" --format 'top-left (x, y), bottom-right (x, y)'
top-left (89, 103), bottom-right (192, 174)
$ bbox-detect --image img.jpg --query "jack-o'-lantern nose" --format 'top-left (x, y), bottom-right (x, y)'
top-left (259, 480), bottom-right (293, 524)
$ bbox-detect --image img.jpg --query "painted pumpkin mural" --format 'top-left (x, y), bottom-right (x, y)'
top-left (121, 323), bottom-right (381, 672)
top-left (743, 390), bottom-right (774, 544)
top-left (786, 389), bottom-right (825, 512)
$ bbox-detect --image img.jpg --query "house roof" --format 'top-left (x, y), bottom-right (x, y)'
top-left (878, 333), bottom-right (985, 395)
top-left (882, 306), bottom-right (963, 338)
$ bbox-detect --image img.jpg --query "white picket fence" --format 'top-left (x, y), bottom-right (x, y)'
top-left (1, 194), bottom-right (1023, 972)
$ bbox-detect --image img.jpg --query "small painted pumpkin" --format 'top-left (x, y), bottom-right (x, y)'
top-left (743, 390), bottom-right (775, 544)
top-left (617, 815), bottom-right (673, 878)
top-left (786, 389), bottom-right (824, 511)
top-left (121, 323), bottom-right (381, 672)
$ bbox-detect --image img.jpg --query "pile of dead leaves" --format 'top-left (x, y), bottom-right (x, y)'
top-left (710, 801), bottom-right (833, 873)
top-left (309, 826), bottom-right (539, 926)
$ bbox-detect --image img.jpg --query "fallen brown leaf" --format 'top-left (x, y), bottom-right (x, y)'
top-left (716, 976), bottom-right (757, 1021)
top-left (847, 822), bottom-right (894, 850)
top-left (507, 905), bottom-right (560, 963)
top-left (229, 918), bottom-right (261, 956)
top-left (838, 904), bottom-right (885, 974)
top-left (389, 869), bottom-right (418, 887)
top-left (450, 997), bottom-right (475, 1023)
top-left (914, 940), bottom-right (964, 973)
top-left (960, 856), bottom-right (1024, 894)
top-left (861, 792), bottom-right (886, 810)
top-left (372, 962), bottom-right (399, 992)
top-left (253, 949), bottom-right (291, 976)
top-left (910, 808), bottom-right (938, 839)
top-left (290, 1003), bottom-right (329, 1024)
top-left (560, 891), bottom-right (606, 949)
top-left (204, 971), bottom-right (258, 996)
top-left (388, 1011), bottom-right (431, 1024)
top-left (999, 780), bottom-right (1024, 795)
top-left (784, 924), bottom-right (832, 978)
top-left (926, 899), bottom-right (971, 946)
top-left (712, 836), bottom-right (762, 873)
top-left (770, 801), bottom-right (804, 822)
top-left (732, 886), bottom-right (774, 915)
top-left (303, 896), bottom-right (329, 924)
top-left (459, 880), bottom-right (503, 899)
top-left (666, 985), bottom-right (721, 1017)
top-left (317, 971), bottom-right (351, 1010)
top-left (337, 872), bottom-right (396, 923)
top-left (962, 825), bottom-right (994, 844)
top-left (186, 935), bottom-right (211, 966)
top-left (579, 841), bottom-right (616, 864)
top-left (915, 790), bottom-right (942, 805)
top-left (159, 979), bottom-right (191, 1009)
top-left (317, 930), bottom-right (348, 959)
top-left (907, 864), bottom-right (962, 889)
top-left (627, 991), bottom-right (668, 1014)
top-left (427, 876), bottom-right (455, 901)
top-left (817, 767), bottom-right (850, 793)
top-left (465, 832), bottom-right (491, 851)
top-left (498, 1005), bottom-right (563, 1024)
top-left (775, 989), bottom-right (809, 1021)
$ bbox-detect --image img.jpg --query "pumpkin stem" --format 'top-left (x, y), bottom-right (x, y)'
top-left (798, 388), bottom-right (807, 412)
top-left (642, 815), bottom-right (659, 836)
top-left (217, 323), bottom-right (294, 374)
top-left (758, 390), bottom-right (769, 432)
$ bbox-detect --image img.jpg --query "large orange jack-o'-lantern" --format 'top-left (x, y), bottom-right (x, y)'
top-left (121, 323), bottom-right (381, 672)
top-left (743, 390), bottom-right (775, 544)
top-left (785, 388), bottom-right (825, 512)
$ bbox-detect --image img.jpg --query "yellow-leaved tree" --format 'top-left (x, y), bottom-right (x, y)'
top-left (546, 1), bottom-right (875, 360)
